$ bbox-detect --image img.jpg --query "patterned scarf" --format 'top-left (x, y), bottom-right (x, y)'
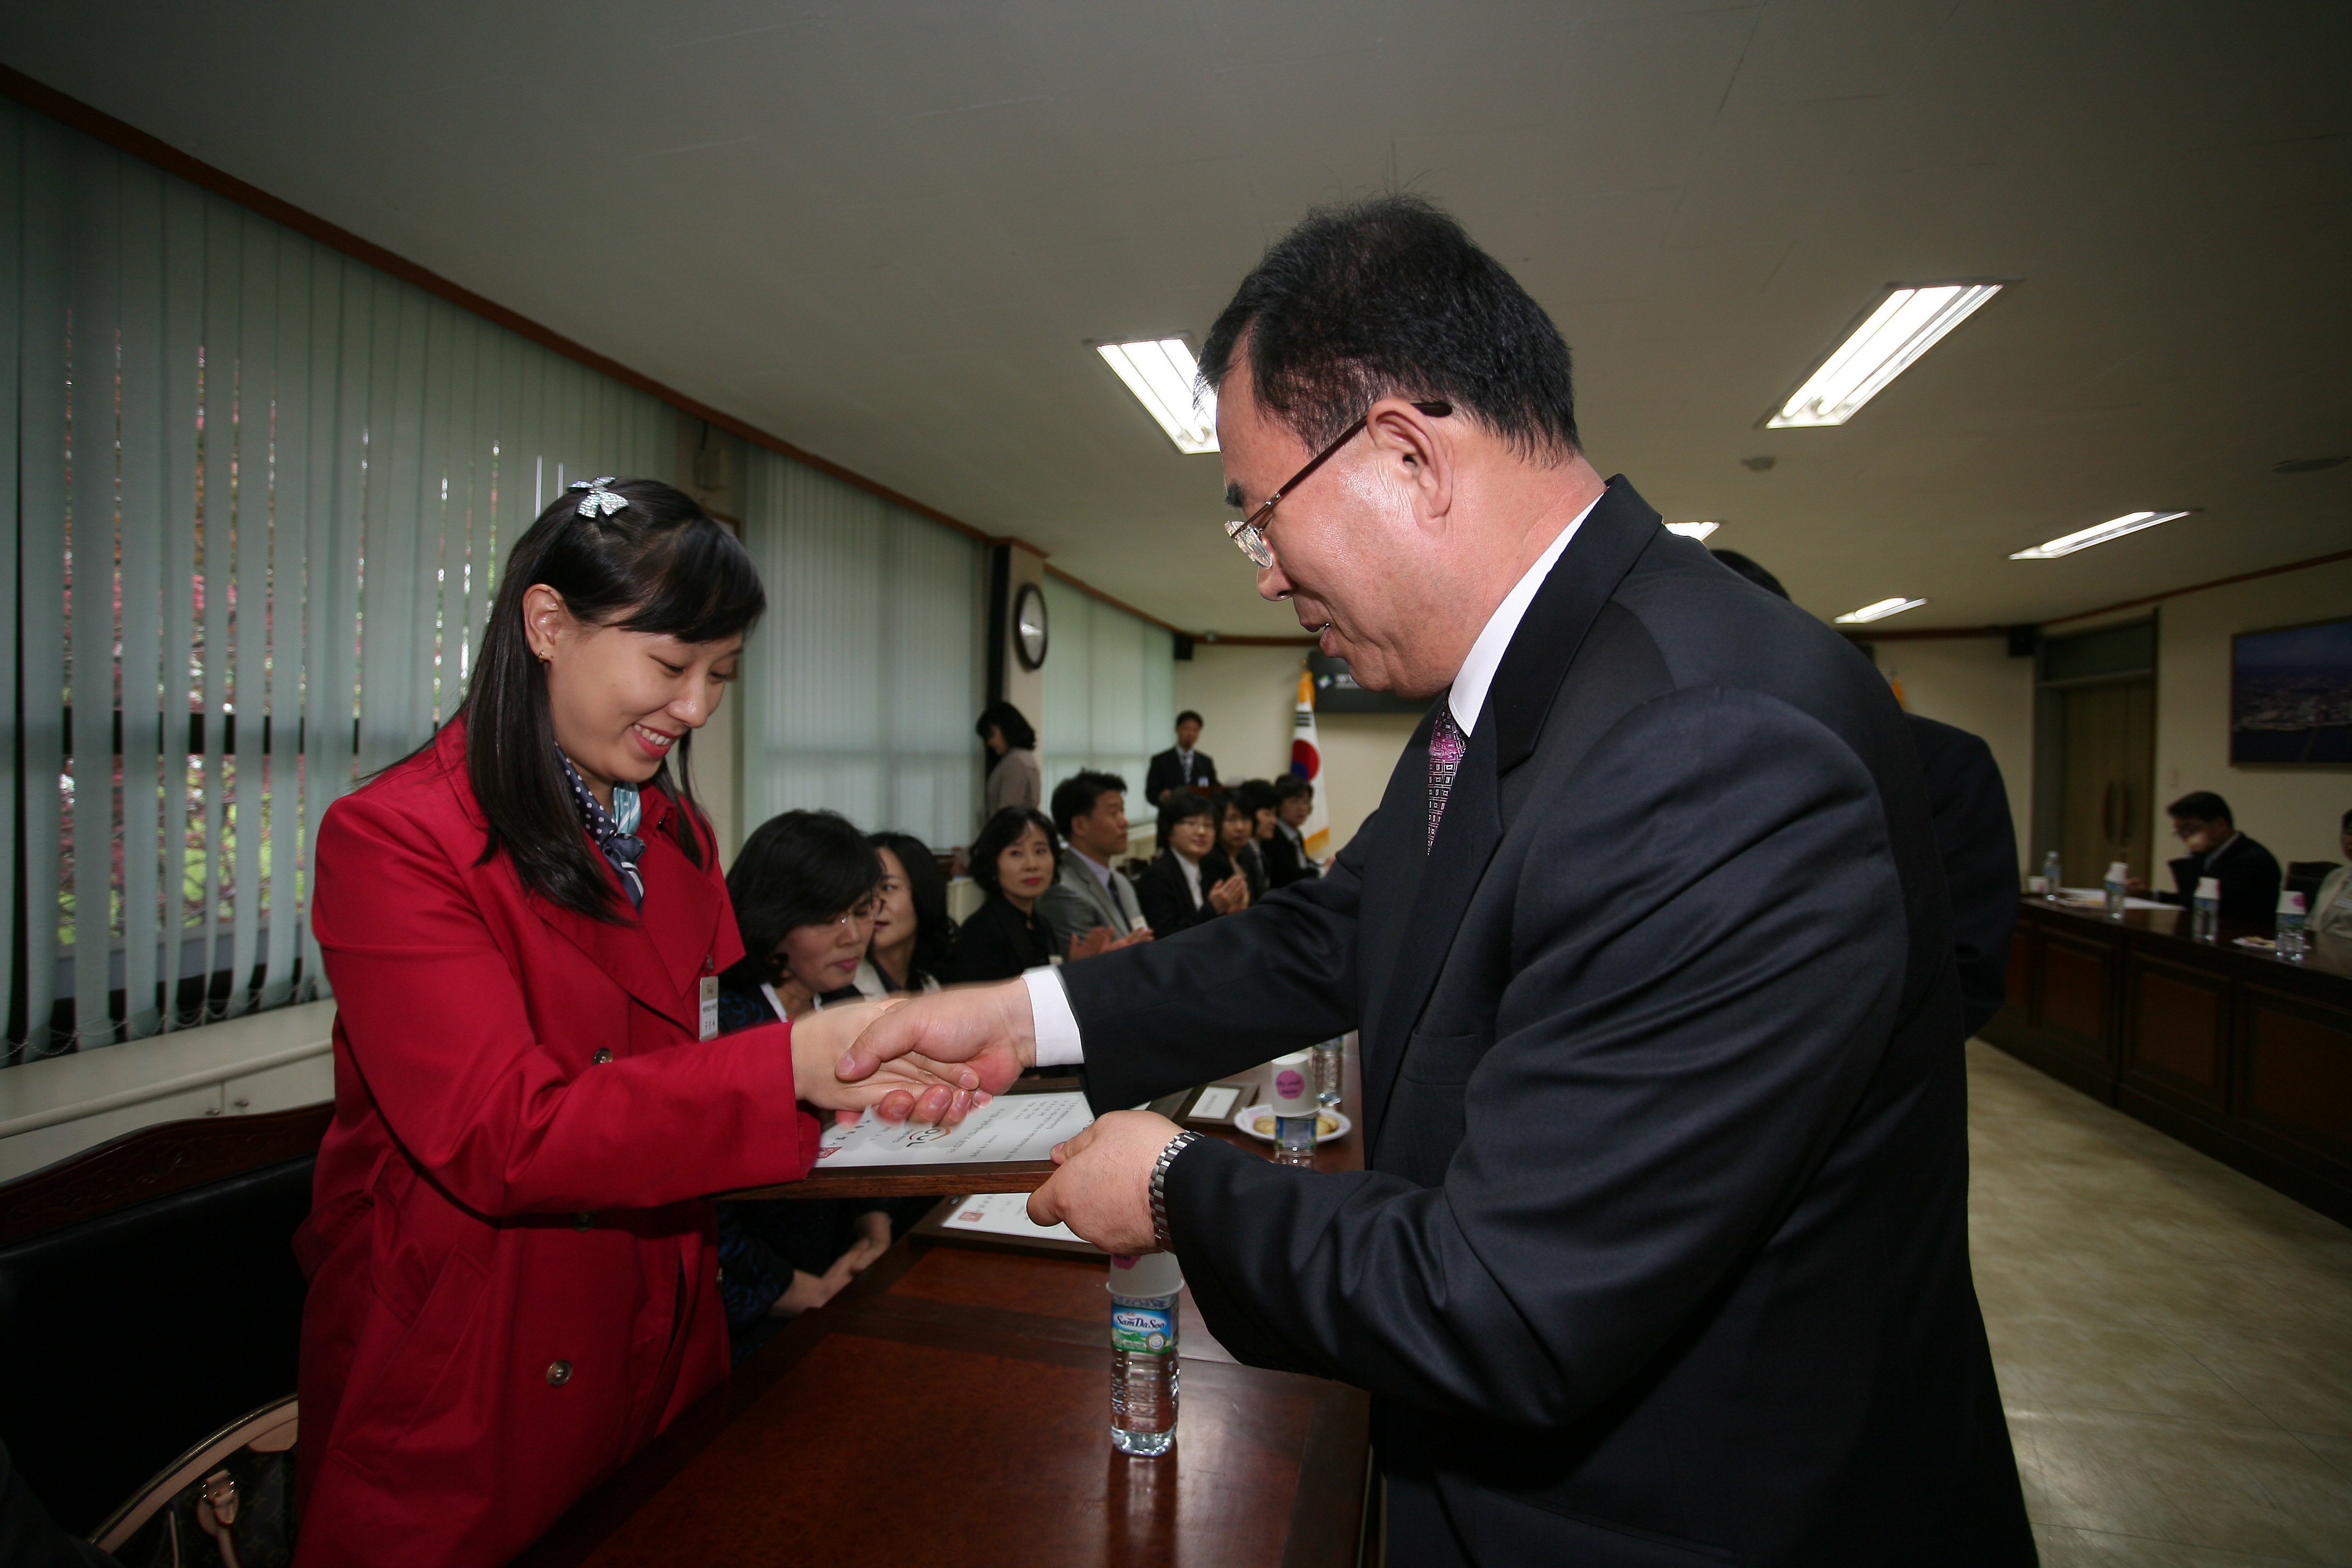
top-left (559, 753), bottom-right (646, 909)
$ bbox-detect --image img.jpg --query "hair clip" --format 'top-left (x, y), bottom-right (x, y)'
top-left (569, 477), bottom-right (629, 518)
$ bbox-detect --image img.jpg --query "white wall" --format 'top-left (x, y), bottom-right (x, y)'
top-left (1870, 637), bottom-right (2038, 871)
top-left (1319, 712), bottom-right (1424, 851)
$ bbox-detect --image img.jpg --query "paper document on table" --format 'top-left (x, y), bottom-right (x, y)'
top-left (940, 1191), bottom-right (1084, 1244)
top-left (815, 1091), bottom-right (1093, 1168)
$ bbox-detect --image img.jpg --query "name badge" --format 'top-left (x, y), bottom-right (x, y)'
top-left (700, 974), bottom-right (720, 1041)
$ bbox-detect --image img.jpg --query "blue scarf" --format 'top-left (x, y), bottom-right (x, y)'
top-left (559, 753), bottom-right (646, 909)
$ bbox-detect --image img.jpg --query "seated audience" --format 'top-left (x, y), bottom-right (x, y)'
top-left (1137, 792), bottom-right (1250, 934)
top-left (1218, 789), bottom-right (1269, 901)
top-left (866, 831), bottom-right (957, 993)
top-left (951, 806), bottom-right (1063, 982)
top-left (2310, 809), bottom-right (2352, 941)
top-left (712, 810), bottom-right (895, 1362)
top-left (976, 699), bottom-right (1041, 820)
top-left (2132, 790), bottom-right (2283, 922)
top-left (1145, 709), bottom-right (1218, 803)
top-left (1262, 774), bottom-right (1320, 887)
top-left (1039, 768), bottom-right (1155, 958)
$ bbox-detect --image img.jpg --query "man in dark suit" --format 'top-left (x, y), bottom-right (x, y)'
top-left (2144, 790), bottom-right (2283, 922)
top-left (1144, 711), bottom-right (1216, 804)
top-left (1710, 551), bottom-right (2020, 1037)
top-left (845, 197), bottom-right (2031, 1566)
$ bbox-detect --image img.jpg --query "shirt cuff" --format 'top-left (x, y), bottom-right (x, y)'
top-left (1023, 965), bottom-right (1086, 1067)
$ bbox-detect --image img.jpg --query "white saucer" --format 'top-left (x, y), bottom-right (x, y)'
top-left (1234, 1103), bottom-right (1351, 1145)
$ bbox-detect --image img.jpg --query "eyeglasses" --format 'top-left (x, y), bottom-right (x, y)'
top-left (831, 897), bottom-right (882, 926)
top-left (1223, 400), bottom-right (1452, 569)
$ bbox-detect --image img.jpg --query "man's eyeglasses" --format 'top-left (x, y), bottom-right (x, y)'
top-left (1223, 401), bottom-right (1452, 569)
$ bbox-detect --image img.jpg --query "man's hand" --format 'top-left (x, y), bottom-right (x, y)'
top-left (1208, 871), bottom-right (1250, 914)
top-left (789, 1000), bottom-right (986, 1125)
top-left (837, 981), bottom-right (1037, 1122)
top-left (1111, 925), bottom-right (1154, 948)
top-left (1069, 925), bottom-right (1115, 962)
top-left (1027, 1110), bottom-right (1183, 1255)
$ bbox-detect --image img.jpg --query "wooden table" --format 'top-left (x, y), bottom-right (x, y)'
top-left (1985, 897), bottom-right (2352, 1223)
top-left (514, 1053), bottom-right (1374, 1568)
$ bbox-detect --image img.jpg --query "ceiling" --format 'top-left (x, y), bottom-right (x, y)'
top-left (5, 1), bottom-right (2347, 635)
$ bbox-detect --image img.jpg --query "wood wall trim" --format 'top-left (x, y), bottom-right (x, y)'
top-left (2038, 548), bottom-right (2352, 629)
top-left (1839, 626), bottom-right (2008, 642)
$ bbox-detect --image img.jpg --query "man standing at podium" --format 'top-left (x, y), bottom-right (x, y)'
top-left (846, 197), bottom-right (2032, 1567)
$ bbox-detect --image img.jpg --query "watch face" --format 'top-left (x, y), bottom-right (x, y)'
top-left (1014, 583), bottom-right (1049, 669)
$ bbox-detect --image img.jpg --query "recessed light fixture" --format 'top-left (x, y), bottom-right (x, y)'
top-left (1835, 597), bottom-right (1928, 624)
top-left (2008, 510), bottom-right (2193, 559)
top-left (2274, 457), bottom-right (2348, 474)
top-left (1664, 521), bottom-right (1719, 540)
top-left (1767, 282), bottom-right (2005, 428)
top-left (1096, 339), bottom-right (1217, 453)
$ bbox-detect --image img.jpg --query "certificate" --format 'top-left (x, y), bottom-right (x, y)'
top-left (719, 1086), bottom-right (1092, 1201)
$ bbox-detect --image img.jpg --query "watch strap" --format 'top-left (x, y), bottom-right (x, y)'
top-left (1149, 1131), bottom-right (1202, 1252)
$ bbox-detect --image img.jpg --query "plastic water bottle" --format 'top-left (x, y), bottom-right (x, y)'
top-left (2192, 876), bottom-right (2221, 942)
top-left (1108, 1252), bottom-right (1182, 1456)
top-left (1312, 1037), bottom-right (1346, 1110)
top-left (1270, 1051), bottom-right (1318, 1167)
top-left (2103, 862), bottom-right (2130, 920)
top-left (2276, 891), bottom-right (2309, 962)
top-left (2041, 851), bottom-right (2064, 900)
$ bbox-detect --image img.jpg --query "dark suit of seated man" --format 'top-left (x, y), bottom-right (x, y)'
top-left (1144, 711), bottom-right (1217, 804)
top-left (2144, 790), bottom-right (2282, 923)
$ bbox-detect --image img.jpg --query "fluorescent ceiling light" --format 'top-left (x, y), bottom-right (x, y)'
top-left (1835, 597), bottom-right (1928, 624)
top-left (2008, 510), bottom-right (2193, 559)
top-left (1097, 339), bottom-right (1217, 453)
top-left (1664, 521), bottom-right (1719, 540)
top-left (1767, 283), bottom-right (2004, 428)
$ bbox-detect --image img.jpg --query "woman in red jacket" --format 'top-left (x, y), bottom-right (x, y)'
top-left (293, 478), bottom-right (970, 1567)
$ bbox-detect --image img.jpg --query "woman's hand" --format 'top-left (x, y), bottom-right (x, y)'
top-left (1208, 871), bottom-right (1250, 914)
top-left (1068, 925), bottom-right (1115, 961)
top-left (788, 999), bottom-right (988, 1124)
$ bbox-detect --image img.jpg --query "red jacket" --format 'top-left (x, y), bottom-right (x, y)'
top-left (294, 724), bottom-right (817, 1567)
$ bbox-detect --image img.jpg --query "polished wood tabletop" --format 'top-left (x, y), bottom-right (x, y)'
top-left (514, 1050), bottom-right (1373, 1568)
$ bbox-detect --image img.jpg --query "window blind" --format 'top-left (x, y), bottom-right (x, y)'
top-left (2, 99), bottom-right (677, 1064)
top-left (1038, 577), bottom-right (1175, 803)
top-left (738, 447), bottom-right (985, 853)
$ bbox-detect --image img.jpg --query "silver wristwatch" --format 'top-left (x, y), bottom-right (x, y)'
top-left (1149, 1131), bottom-right (1202, 1252)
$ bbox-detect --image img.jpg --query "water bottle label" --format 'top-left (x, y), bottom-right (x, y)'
top-left (1111, 1306), bottom-right (1175, 1354)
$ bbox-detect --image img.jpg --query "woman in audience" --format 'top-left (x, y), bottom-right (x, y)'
top-left (866, 830), bottom-right (957, 992)
top-left (1263, 774), bottom-right (1320, 887)
top-left (713, 809), bottom-right (897, 1362)
top-left (2313, 807), bottom-right (2352, 941)
top-left (975, 700), bottom-right (1041, 820)
top-left (1137, 792), bottom-right (1251, 935)
top-left (1218, 789), bottom-right (1269, 901)
top-left (951, 806), bottom-right (1062, 982)
top-left (299, 479), bottom-right (950, 1566)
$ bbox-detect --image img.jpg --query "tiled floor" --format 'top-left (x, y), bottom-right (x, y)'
top-left (1969, 1042), bottom-right (2352, 1565)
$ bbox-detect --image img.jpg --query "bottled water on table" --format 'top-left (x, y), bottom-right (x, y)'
top-left (1270, 1050), bottom-right (1318, 1168)
top-left (2103, 862), bottom-right (2130, 920)
top-left (2192, 876), bottom-right (2221, 942)
top-left (1312, 1037), bottom-right (1346, 1109)
top-left (1109, 1252), bottom-right (1183, 1457)
top-left (2042, 850), bottom-right (2064, 899)
top-left (2276, 891), bottom-right (2309, 962)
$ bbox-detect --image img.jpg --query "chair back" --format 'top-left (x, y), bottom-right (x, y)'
top-left (0, 1103), bottom-right (328, 1536)
top-left (2286, 860), bottom-right (2342, 902)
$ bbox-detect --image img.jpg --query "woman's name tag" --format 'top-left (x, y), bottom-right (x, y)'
top-left (700, 974), bottom-right (719, 1041)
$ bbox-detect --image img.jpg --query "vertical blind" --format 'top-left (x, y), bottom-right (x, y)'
top-left (1038, 577), bottom-right (1175, 803)
top-left (739, 447), bottom-right (985, 852)
top-left (2, 99), bottom-right (677, 1065)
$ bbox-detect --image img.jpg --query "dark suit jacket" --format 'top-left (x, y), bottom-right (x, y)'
top-left (1060, 479), bottom-right (2031, 1567)
top-left (2164, 832), bottom-right (2284, 923)
top-left (1134, 850), bottom-right (1237, 936)
top-left (1260, 824), bottom-right (1314, 888)
top-left (1907, 714), bottom-right (2019, 1037)
top-left (947, 894), bottom-right (1056, 983)
top-left (1144, 747), bottom-right (1216, 802)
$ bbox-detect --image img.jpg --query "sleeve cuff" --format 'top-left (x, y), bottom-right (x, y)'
top-left (1024, 965), bottom-right (1086, 1067)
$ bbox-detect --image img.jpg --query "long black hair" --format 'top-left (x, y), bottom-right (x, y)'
top-left (868, 831), bottom-right (957, 988)
top-left (723, 811), bottom-right (885, 989)
top-left (463, 477), bottom-right (765, 921)
top-left (969, 807), bottom-right (1058, 897)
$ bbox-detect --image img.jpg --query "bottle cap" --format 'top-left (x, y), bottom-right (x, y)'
top-left (2106, 862), bottom-right (2130, 881)
top-left (2279, 890), bottom-right (2308, 915)
top-left (1107, 1251), bottom-right (1184, 1298)
top-left (2196, 877), bottom-right (2221, 899)
top-left (1269, 1051), bottom-right (1316, 1115)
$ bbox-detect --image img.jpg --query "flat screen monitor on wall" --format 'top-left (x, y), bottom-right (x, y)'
top-left (1307, 651), bottom-right (1431, 716)
top-left (2231, 615), bottom-right (2352, 765)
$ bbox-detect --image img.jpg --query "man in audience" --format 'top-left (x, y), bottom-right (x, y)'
top-left (1145, 711), bottom-right (1217, 803)
top-left (1039, 769), bottom-right (1153, 957)
top-left (2137, 790), bottom-right (2282, 922)
top-left (1711, 550), bottom-right (2019, 1035)
top-left (1261, 774), bottom-right (1319, 886)
top-left (2311, 808), bottom-right (2352, 941)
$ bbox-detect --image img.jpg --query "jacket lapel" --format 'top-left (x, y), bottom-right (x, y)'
top-left (527, 790), bottom-right (726, 1039)
top-left (1359, 478), bottom-right (1665, 1148)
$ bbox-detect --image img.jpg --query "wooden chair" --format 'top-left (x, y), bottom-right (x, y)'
top-left (2286, 860), bottom-right (2342, 902)
top-left (0, 1103), bottom-right (329, 1540)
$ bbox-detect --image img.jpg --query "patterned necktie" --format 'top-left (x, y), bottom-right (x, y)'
top-left (1427, 699), bottom-right (1465, 852)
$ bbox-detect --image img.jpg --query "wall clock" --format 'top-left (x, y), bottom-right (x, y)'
top-left (1013, 582), bottom-right (1049, 670)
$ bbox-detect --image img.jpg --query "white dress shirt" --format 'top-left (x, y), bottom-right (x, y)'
top-left (1025, 494), bottom-right (1604, 1066)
